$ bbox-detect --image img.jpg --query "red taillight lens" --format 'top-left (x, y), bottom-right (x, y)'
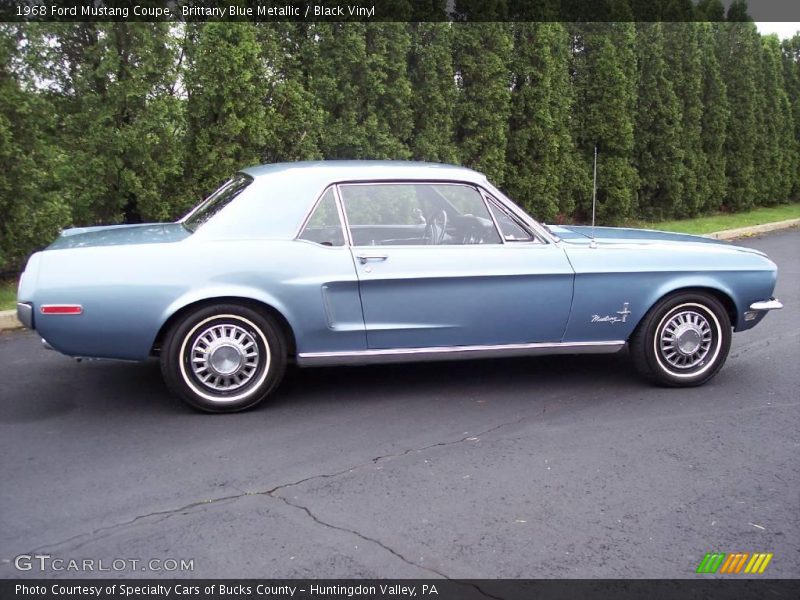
top-left (40, 305), bottom-right (83, 315)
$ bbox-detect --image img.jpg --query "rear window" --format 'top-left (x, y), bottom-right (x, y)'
top-left (182, 174), bottom-right (252, 232)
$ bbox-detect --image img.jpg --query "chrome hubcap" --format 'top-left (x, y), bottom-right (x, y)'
top-left (659, 310), bottom-right (713, 369)
top-left (209, 345), bottom-right (242, 375)
top-left (190, 323), bottom-right (260, 391)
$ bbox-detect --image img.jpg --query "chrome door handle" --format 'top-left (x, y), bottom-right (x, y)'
top-left (356, 253), bottom-right (388, 264)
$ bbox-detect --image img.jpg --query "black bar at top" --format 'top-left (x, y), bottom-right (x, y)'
top-left (2, 0), bottom-right (800, 23)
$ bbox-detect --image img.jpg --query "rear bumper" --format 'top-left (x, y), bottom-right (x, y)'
top-left (16, 302), bottom-right (33, 329)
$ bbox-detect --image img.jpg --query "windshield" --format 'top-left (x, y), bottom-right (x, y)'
top-left (181, 174), bottom-right (253, 232)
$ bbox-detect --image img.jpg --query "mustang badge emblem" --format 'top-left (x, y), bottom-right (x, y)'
top-left (591, 302), bottom-right (631, 324)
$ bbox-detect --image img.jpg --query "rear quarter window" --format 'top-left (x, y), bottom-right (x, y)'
top-left (182, 174), bottom-right (253, 232)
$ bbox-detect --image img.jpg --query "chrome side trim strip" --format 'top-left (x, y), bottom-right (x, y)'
top-left (749, 298), bottom-right (783, 311)
top-left (297, 340), bottom-right (625, 367)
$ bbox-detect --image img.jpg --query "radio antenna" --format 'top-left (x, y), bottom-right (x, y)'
top-left (590, 144), bottom-right (598, 249)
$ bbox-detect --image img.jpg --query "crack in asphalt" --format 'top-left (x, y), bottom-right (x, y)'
top-left (268, 495), bottom-right (504, 600)
top-left (24, 496), bottom-right (243, 556)
top-left (19, 411), bottom-right (537, 588)
top-left (271, 493), bottom-right (445, 577)
top-left (263, 411), bottom-right (534, 497)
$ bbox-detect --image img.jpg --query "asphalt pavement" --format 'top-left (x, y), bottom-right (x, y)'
top-left (1, 229), bottom-right (798, 579)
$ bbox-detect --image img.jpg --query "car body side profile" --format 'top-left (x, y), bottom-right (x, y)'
top-left (17, 161), bottom-right (782, 412)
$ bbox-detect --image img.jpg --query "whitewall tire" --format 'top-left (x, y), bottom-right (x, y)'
top-left (630, 292), bottom-right (732, 387)
top-left (160, 304), bottom-right (287, 412)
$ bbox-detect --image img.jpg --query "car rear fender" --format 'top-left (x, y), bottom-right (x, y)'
top-left (156, 285), bottom-right (299, 353)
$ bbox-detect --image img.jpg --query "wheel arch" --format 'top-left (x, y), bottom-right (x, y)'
top-left (151, 296), bottom-right (297, 359)
top-left (633, 285), bottom-right (738, 338)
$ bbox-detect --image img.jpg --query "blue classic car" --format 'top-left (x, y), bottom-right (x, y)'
top-left (17, 161), bottom-right (782, 412)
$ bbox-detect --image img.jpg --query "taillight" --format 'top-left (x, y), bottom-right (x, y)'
top-left (40, 305), bottom-right (83, 315)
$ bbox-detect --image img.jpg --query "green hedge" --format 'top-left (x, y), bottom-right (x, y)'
top-left (1, 18), bottom-right (798, 270)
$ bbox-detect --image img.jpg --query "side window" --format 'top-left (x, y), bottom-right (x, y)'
top-left (340, 183), bottom-right (502, 246)
top-left (487, 196), bottom-right (536, 242)
top-left (298, 188), bottom-right (345, 246)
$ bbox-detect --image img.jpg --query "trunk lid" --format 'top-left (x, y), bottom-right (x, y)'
top-left (47, 223), bottom-right (190, 250)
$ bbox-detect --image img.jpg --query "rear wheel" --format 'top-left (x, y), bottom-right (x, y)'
top-left (630, 291), bottom-right (731, 387)
top-left (160, 304), bottom-right (287, 412)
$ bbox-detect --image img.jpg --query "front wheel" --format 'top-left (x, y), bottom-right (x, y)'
top-left (160, 304), bottom-right (287, 412)
top-left (630, 292), bottom-right (732, 387)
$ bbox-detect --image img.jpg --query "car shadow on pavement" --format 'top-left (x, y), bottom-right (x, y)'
top-left (269, 350), bottom-right (638, 410)
top-left (2, 345), bottom-right (644, 421)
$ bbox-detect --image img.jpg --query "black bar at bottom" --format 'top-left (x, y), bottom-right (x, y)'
top-left (2, 579), bottom-right (799, 600)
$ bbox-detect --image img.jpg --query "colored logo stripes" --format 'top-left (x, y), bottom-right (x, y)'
top-left (696, 552), bottom-right (773, 574)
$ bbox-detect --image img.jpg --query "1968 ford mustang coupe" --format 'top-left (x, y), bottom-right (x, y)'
top-left (17, 161), bottom-right (782, 412)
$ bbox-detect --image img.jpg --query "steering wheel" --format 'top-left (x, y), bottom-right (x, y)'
top-left (458, 215), bottom-right (486, 244)
top-left (424, 209), bottom-right (448, 245)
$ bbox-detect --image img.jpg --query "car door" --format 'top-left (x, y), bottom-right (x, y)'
top-left (293, 187), bottom-right (366, 353)
top-left (339, 181), bottom-right (575, 349)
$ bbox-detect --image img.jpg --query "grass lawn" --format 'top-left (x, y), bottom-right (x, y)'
top-left (639, 202), bottom-right (800, 235)
top-left (0, 280), bottom-right (16, 312)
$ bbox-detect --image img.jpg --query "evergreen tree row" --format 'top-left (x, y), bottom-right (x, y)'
top-left (1, 19), bottom-right (799, 271)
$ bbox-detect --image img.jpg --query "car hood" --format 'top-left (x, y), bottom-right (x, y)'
top-left (549, 224), bottom-right (727, 244)
top-left (47, 223), bottom-right (191, 250)
top-left (547, 224), bottom-right (768, 257)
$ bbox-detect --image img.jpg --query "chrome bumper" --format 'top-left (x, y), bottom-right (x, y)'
top-left (16, 302), bottom-right (33, 329)
top-left (749, 298), bottom-right (783, 311)
top-left (744, 298), bottom-right (783, 322)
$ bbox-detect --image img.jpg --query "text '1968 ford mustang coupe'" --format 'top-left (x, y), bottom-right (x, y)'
top-left (17, 161), bottom-right (782, 412)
